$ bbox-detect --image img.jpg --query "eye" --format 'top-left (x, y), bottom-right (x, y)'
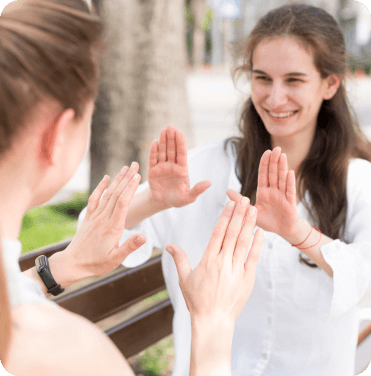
top-left (287, 78), bottom-right (303, 83)
top-left (255, 76), bottom-right (271, 81)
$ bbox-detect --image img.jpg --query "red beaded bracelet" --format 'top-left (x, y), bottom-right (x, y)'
top-left (291, 226), bottom-right (322, 250)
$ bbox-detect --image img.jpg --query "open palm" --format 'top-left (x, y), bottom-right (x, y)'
top-left (227, 147), bottom-right (300, 238)
top-left (148, 124), bottom-right (211, 208)
top-left (254, 147), bottom-right (299, 237)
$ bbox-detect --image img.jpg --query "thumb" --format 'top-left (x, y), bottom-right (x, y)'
top-left (189, 180), bottom-right (212, 202)
top-left (115, 234), bottom-right (146, 260)
top-left (226, 188), bottom-right (243, 203)
top-left (166, 244), bottom-right (192, 284)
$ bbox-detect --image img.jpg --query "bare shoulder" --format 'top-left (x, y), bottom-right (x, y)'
top-left (6, 303), bottom-right (135, 376)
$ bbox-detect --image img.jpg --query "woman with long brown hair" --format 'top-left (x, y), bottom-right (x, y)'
top-left (98, 3), bottom-right (371, 375)
top-left (0, 0), bottom-right (263, 374)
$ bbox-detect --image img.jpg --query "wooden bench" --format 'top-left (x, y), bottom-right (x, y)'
top-left (18, 239), bottom-right (174, 359)
top-left (18, 240), bottom-right (371, 371)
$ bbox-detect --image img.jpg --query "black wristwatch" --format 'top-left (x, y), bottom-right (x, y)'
top-left (35, 255), bottom-right (65, 296)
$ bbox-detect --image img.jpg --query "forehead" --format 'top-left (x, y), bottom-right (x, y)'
top-left (252, 37), bottom-right (316, 75)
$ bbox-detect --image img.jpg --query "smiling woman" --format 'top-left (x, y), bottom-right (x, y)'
top-left (229, 4), bottom-right (371, 252)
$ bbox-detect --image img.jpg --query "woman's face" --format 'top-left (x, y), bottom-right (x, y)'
top-left (251, 37), bottom-right (334, 142)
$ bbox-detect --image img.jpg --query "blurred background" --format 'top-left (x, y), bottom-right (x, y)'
top-left (9, 0), bottom-right (371, 374)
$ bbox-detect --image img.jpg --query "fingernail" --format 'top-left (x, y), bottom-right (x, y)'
top-left (135, 235), bottom-right (144, 245)
top-left (166, 246), bottom-right (174, 255)
top-left (133, 173), bottom-right (140, 180)
top-left (241, 197), bottom-right (249, 206)
top-left (227, 201), bottom-right (236, 209)
top-left (120, 166), bottom-right (128, 175)
top-left (101, 175), bottom-right (107, 182)
top-left (249, 206), bottom-right (256, 217)
top-left (130, 161), bottom-right (136, 170)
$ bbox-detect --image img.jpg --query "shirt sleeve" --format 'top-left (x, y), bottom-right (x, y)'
top-left (318, 159), bottom-right (371, 320)
top-left (77, 181), bottom-right (163, 268)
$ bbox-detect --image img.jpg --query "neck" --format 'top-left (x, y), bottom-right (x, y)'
top-left (0, 152), bottom-right (39, 241)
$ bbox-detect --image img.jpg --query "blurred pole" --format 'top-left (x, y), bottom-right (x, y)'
top-left (211, 5), bottom-right (224, 66)
top-left (191, 0), bottom-right (208, 69)
top-left (89, 0), bottom-right (193, 193)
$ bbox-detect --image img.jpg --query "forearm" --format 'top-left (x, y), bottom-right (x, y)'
top-left (22, 250), bottom-right (79, 298)
top-left (189, 318), bottom-right (234, 376)
top-left (125, 187), bottom-right (168, 229)
top-left (284, 218), bottom-right (334, 277)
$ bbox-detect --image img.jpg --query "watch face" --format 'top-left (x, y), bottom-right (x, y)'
top-left (36, 256), bottom-right (47, 272)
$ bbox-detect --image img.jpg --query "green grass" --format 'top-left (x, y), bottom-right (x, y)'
top-left (19, 192), bottom-right (88, 254)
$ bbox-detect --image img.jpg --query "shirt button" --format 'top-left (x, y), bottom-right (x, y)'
top-left (268, 317), bottom-right (272, 324)
top-left (268, 282), bottom-right (272, 289)
top-left (262, 353), bottom-right (268, 360)
top-left (268, 243), bottom-right (273, 249)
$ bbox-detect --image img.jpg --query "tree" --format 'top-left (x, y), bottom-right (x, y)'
top-left (89, 0), bottom-right (193, 193)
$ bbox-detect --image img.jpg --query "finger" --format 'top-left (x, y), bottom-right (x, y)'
top-left (244, 228), bottom-right (264, 275)
top-left (109, 173), bottom-right (141, 229)
top-left (113, 234), bottom-right (147, 263)
top-left (268, 147), bottom-right (281, 188)
top-left (149, 139), bottom-right (159, 168)
top-left (221, 197), bottom-right (250, 261)
top-left (85, 175), bottom-right (110, 217)
top-left (187, 181), bottom-right (212, 202)
top-left (226, 189), bottom-right (243, 203)
top-left (166, 124), bottom-right (176, 163)
top-left (278, 153), bottom-right (288, 193)
top-left (258, 150), bottom-right (271, 188)
top-left (175, 130), bottom-right (187, 167)
top-left (158, 129), bottom-right (167, 162)
top-left (166, 244), bottom-right (192, 285)
top-left (103, 162), bottom-right (139, 217)
top-left (286, 170), bottom-right (296, 206)
top-left (203, 201), bottom-right (236, 262)
top-left (233, 204), bottom-right (257, 265)
top-left (94, 166), bottom-right (130, 217)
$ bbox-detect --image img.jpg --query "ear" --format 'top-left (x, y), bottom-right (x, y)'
top-left (39, 108), bottom-right (75, 165)
top-left (323, 75), bottom-right (341, 100)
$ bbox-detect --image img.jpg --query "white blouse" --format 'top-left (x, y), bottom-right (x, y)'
top-left (79, 140), bottom-right (371, 376)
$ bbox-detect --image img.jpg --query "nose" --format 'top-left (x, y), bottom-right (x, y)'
top-left (265, 82), bottom-right (288, 109)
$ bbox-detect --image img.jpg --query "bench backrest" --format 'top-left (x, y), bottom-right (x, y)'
top-left (18, 239), bottom-right (174, 358)
top-left (18, 240), bottom-right (371, 360)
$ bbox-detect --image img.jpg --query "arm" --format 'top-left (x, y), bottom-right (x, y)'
top-left (227, 147), bottom-right (334, 276)
top-left (166, 198), bottom-right (264, 376)
top-left (23, 165), bottom-right (146, 297)
top-left (125, 124), bottom-right (211, 229)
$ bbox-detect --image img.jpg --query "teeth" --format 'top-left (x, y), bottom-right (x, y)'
top-left (269, 111), bottom-right (296, 118)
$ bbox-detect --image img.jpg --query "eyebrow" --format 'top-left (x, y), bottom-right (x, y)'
top-left (252, 69), bottom-right (308, 77)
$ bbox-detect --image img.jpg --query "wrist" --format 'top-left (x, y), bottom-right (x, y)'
top-left (145, 187), bottom-right (169, 212)
top-left (283, 218), bottom-right (312, 246)
top-left (190, 317), bottom-right (234, 376)
top-left (47, 250), bottom-right (80, 290)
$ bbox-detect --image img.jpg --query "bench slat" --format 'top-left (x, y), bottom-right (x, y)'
top-left (54, 255), bottom-right (166, 323)
top-left (106, 298), bottom-right (174, 359)
top-left (19, 239), bottom-right (72, 271)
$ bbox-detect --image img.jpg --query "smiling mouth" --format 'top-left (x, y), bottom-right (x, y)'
top-left (266, 110), bottom-right (299, 119)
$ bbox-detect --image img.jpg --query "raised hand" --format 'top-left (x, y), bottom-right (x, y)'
top-left (65, 162), bottom-right (146, 279)
top-left (227, 147), bottom-right (300, 238)
top-left (148, 124), bottom-right (211, 209)
top-left (166, 197), bottom-right (264, 325)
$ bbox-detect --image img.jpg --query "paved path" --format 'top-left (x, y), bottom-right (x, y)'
top-left (47, 72), bottom-right (371, 204)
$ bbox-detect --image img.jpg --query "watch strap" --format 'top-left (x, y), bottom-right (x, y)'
top-left (35, 255), bottom-right (65, 296)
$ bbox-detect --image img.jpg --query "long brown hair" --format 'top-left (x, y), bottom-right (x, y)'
top-left (0, 0), bottom-right (103, 156)
top-left (0, 240), bottom-right (11, 367)
top-left (226, 4), bottom-right (371, 267)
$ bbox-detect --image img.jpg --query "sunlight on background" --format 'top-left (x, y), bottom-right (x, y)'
top-left (0, 0), bottom-right (14, 14)
top-left (357, 0), bottom-right (371, 14)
